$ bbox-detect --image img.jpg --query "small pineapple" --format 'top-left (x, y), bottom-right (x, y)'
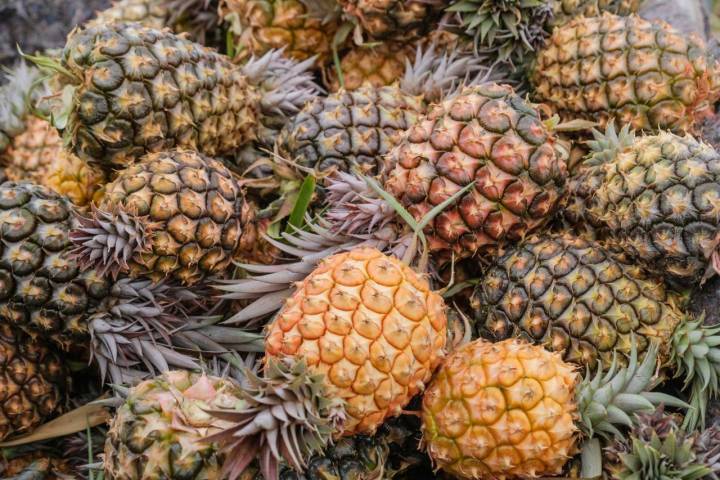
top-left (1, 116), bottom-right (61, 186)
top-left (34, 23), bottom-right (320, 171)
top-left (385, 83), bottom-right (569, 263)
top-left (531, 13), bottom-right (720, 132)
top-left (421, 338), bottom-right (677, 479)
top-left (338, 0), bottom-right (444, 42)
top-left (0, 63), bottom-right (50, 153)
top-left (0, 322), bottom-right (69, 442)
top-left (550, 0), bottom-right (640, 27)
top-left (45, 152), bottom-right (107, 207)
top-left (220, 0), bottom-right (339, 65)
top-left (566, 126), bottom-right (720, 284)
top-left (72, 149), bottom-right (259, 285)
top-left (327, 42), bottom-right (414, 92)
top-left (472, 232), bottom-right (720, 429)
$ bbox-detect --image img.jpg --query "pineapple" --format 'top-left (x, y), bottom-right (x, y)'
top-left (327, 42), bottom-right (414, 92)
top-left (72, 149), bottom-right (259, 285)
top-left (263, 247), bottom-right (447, 435)
top-left (90, 0), bottom-right (220, 44)
top-left (550, 0), bottom-right (640, 27)
top-left (0, 63), bottom-right (50, 153)
top-left (531, 13), bottom-right (720, 132)
top-left (472, 232), bottom-right (720, 429)
top-left (566, 126), bottom-right (720, 284)
top-left (0, 322), bottom-right (68, 442)
top-left (421, 337), bottom-right (677, 479)
top-left (45, 152), bottom-right (107, 208)
top-left (338, 0), bottom-right (444, 42)
top-left (1, 116), bottom-right (61, 186)
top-left (220, 0), bottom-right (339, 65)
top-left (0, 182), bottom-right (263, 386)
top-left (385, 83), bottom-right (569, 263)
top-left (278, 45), bottom-right (484, 177)
top-left (33, 23), bottom-right (319, 171)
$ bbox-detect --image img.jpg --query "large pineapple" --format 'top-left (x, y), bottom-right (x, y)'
top-left (34, 23), bottom-right (319, 171)
top-left (220, 0), bottom-right (339, 65)
top-left (72, 149), bottom-right (258, 285)
top-left (278, 45), bottom-right (483, 177)
top-left (90, 0), bottom-right (220, 44)
top-left (472, 232), bottom-right (720, 428)
top-left (531, 13), bottom-right (720, 132)
top-left (264, 247), bottom-right (447, 435)
top-left (421, 338), bottom-right (677, 479)
top-left (385, 83), bottom-right (568, 262)
top-left (0, 322), bottom-right (68, 442)
top-left (566, 126), bottom-right (720, 284)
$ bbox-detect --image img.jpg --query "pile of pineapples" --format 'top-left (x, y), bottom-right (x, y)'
top-left (1, 0), bottom-right (720, 478)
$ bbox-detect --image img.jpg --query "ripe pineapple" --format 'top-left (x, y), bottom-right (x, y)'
top-left (90, 0), bottom-right (220, 44)
top-left (338, 0), bottom-right (444, 42)
top-left (264, 247), bottom-right (447, 435)
top-left (278, 45), bottom-right (483, 177)
top-left (72, 149), bottom-right (258, 285)
top-left (550, 0), bottom-right (640, 27)
top-left (45, 152), bottom-right (106, 207)
top-left (421, 338), bottom-right (676, 479)
top-left (472, 232), bottom-right (720, 429)
top-left (566, 126), bottom-right (720, 284)
top-left (0, 322), bottom-right (69, 442)
top-left (1, 116), bottom-right (61, 185)
top-left (385, 83), bottom-right (569, 262)
top-left (35, 23), bottom-right (319, 171)
top-left (220, 0), bottom-right (339, 64)
top-left (327, 42), bottom-right (414, 92)
top-left (531, 13), bottom-right (720, 132)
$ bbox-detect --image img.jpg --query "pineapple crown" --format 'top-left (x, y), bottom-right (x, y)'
top-left (205, 358), bottom-right (346, 480)
top-left (70, 206), bottom-right (160, 280)
top-left (583, 122), bottom-right (636, 169)
top-left (671, 315), bottom-right (720, 430)
top-left (609, 408), bottom-right (712, 480)
top-left (444, 0), bottom-right (554, 69)
top-left (575, 341), bottom-right (689, 478)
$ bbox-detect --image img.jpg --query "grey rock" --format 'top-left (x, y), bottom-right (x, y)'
top-left (639, 0), bottom-right (710, 39)
top-left (0, 0), bottom-right (111, 67)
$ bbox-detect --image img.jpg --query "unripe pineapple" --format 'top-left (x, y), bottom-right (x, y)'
top-left (385, 83), bottom-right (568, 262)
top-left (278, 45), bottom-right (483, 177)
top-left (104, 371), bottom-right (240, 480)
top-left (421, 338), bottom-right (677, 479)
top-left (0, 322), bottom-right (69, 442)
top-left (36, 23), bottom-right (319, 171)
top-left (327, 43), bottom-right (414, 92)
top-left (531, 13), bottom-right (720, 132)
top-left (220, 0), bottom-right (339, 64)
top-left (265, 247), bottom-right (447, 435)
top-left (567, 126), bottom-right (720, 284)
top-left (72, 149), bottom-right (258, 285)
top-left (472, 232), bottom-right (720, 429)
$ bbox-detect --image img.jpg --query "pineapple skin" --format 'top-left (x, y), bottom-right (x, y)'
top-left (422, 338), bottom-right (579, 479)
top-left (0, 183), bottom-right (110, 347)
top-left (339, 0), bottom-right (443, 41)
top-left (97, 149), bottom-right (257, 285)
top-left (550, 0), bottom-right (640, 27)
top-left (472, 233), bottom-right (684, 369)
top-left (61, 23), bottom-right (260, 170)
top-left (221, 0), bottom-right (337, 64)
top-left (1, 117), bottom-right (61, 185)
top-left (103, 371), bottom-right (240, 480)
top-left (569, 132), bottom-right (720, 284)
top-left (0, 322), bottom-right (69, 442)
top-left (278, 85), bottom-right (423, 176)
top-left (327, 43), bottom-right (413, 92)
top-left (531, 13), bottom-right (720, 132)
top-left (265, 248), bottom-right (447, 436)
top-left (386, 83), bottom-right (568, 263)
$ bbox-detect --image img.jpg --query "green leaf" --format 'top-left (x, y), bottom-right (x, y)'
top-left (286, 175), bottom-right (316, 233)
top-left (416, 181), bottom-right (476, 231)
top-left (580, 438), bottom-right (602, 479)
top-left (226, 29), bottom-right (236, 58)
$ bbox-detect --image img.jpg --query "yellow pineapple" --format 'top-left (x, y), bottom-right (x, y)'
top-left (327, 43), bottom-right (414, 91)
top-left (422, 338), bottom-right (681, 479)
top-left (1, 116), bottom-right (60, 185)
top-left (45, 152), bottom-right (107, 207)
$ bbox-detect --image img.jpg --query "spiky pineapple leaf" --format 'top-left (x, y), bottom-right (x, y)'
top-left (286, 175), bottom-right (316, 233)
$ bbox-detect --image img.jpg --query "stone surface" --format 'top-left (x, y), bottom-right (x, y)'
top-left (0, 0), bottom-right (111, 66)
